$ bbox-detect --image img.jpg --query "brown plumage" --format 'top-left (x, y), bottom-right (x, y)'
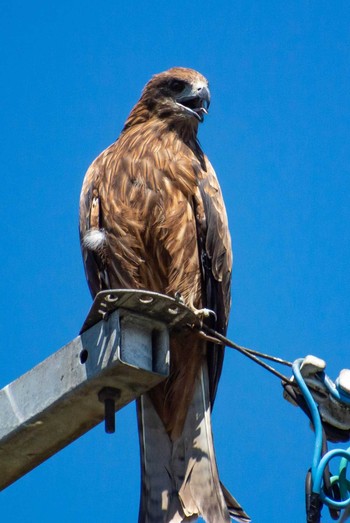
top-left (79, 67), bottom-right (250, 523)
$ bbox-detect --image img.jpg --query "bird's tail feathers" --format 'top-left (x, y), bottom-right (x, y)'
top-left (220, 482), bottom-right (251, 523)
top-left (137, 364), bottom-right (250, 523)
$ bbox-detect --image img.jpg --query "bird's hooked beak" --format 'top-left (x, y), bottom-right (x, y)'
top-left (175, 84), bottom-right (211, 123)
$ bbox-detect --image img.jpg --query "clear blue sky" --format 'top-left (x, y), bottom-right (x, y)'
top-left (1, 2), bottom-right (349, 522)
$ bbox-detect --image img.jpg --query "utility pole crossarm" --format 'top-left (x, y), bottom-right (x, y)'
top-left (0, 290), bottom-right (196, 491)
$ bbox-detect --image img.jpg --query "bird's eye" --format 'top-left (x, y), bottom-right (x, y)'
top-left (169, 80), bottom-right (186, 93)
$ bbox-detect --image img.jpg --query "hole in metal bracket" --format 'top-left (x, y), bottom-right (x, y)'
top-left (105, 294), bottom-right (119, 303)
top-left (139, 295), bottom-right (154, 304)
top-left (79, 349), bottom-right (88, 364)
top-left (168, 306), bottom-right (179, 315)
top-left (98, 309), bottom-right (108, 319)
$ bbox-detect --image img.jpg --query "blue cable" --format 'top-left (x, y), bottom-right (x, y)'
top-left (292, 359), bottom-right (324, 478)
top-left (323, 373), bottom-right (350, 404)
top-left (292, 359), bottom-right (350, 512)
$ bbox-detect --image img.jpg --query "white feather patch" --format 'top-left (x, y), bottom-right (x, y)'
top-left (83, 229), bottom-right (106, 251)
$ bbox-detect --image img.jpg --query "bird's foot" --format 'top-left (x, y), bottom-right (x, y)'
top-left (173, 292), bottom-right (217, 322)
top-left (192, 307), bottom-right (217, 322)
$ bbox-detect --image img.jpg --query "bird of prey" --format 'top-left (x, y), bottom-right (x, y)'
top-left (79, 67), bottom-right (250, 523)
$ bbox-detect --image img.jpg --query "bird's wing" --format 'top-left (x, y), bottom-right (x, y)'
top-left (195, 156), bottom-right (232, 404)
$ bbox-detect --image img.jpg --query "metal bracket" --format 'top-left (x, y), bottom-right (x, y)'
top-left (0, 289), bottom-right (196, 490)
top-left (80, 288), bottom-right (200, 334)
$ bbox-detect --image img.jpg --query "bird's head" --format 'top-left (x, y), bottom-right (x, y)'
top-left (142, 67), bottom-right (210, 124)
top-left (123, 68), bottom-right (211, 134)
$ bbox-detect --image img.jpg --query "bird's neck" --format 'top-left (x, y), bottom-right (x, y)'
top-left (122, 101), bottom-right (199, 145)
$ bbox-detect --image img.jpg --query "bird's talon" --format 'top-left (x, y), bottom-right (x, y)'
top-left (193, 307), bottom-right (217, 322)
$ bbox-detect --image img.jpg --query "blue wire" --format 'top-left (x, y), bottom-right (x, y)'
top-left (292, 359), bottom-right (323, 478)
top-left (323, 374), bottom-right (350, 404)
top-left (292, 359), bottom-right (350, 511)
top-left (315, 449), bottom-right (350, 508)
